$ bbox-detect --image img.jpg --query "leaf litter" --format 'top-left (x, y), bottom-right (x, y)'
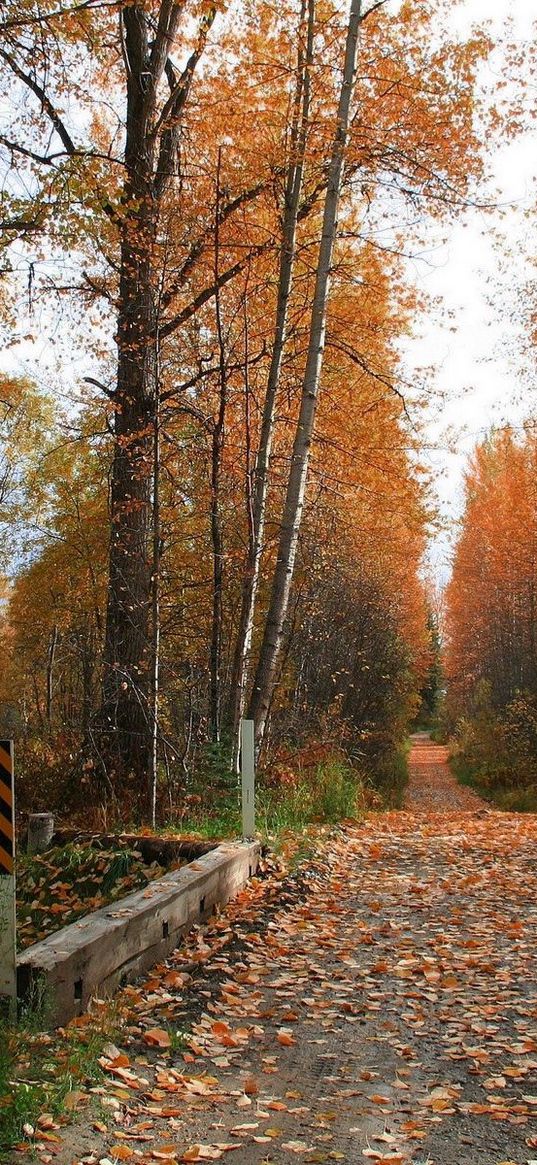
top-left (16, 843), bottom-right (170, 949)
top-left (13, 736), bottom-right (537, 1165)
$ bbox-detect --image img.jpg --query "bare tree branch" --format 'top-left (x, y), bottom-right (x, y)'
top-left (0, 47), bottom-right (76, 155)
top-left (160, 177), bottom-right (274, 310)
top-left (160, 241), bottom-right (272, 338)
top-left (0, 0), bottom-right (121, 33)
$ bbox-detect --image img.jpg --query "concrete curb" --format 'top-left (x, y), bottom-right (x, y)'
top-left (17, 840), bottom-right (260, 1026)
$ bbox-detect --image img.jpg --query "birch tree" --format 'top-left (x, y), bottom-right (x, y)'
top-left (226, 0), bottom-right (315, 760)
top-left (248, 0), bottom-right (363, 747)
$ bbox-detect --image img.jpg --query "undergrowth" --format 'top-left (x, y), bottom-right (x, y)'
top-left (449, 693), bottom-right (537, 813)
top-left (17, 843), bottom-right (167, 949)
top-left (450, 753), bottom-right (537, 813)
top-left (365, 742), bottom-right (410, 809)
top-left (174, 752), bottom-right (364, 840)
top-left (0, 992), bottom-right (122, 1160)
top-left (172, 740), bottom-right (410, 840)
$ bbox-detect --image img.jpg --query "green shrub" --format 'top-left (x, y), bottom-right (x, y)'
top-left (363, 743), bottom-right (409, 809)
top-left (259, 756), bottom-right (361, 832)
top-left (173, 749), bottom-right (365, 840)
top-left (449, 689), bottom-right (537, 811)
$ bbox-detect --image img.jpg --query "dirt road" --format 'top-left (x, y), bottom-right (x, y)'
top-left (55, 738), bottom-right (537, 1165)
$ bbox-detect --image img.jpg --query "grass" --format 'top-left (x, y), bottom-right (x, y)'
top-left (0, 995), bottom-right (122, 1159)
top-left (174, 755), bottom-right (364, 842)
top-left (259, 758), bottom-right (361, 832)
top-left (450, 753), bottom-right (537, 812)
top-left (0, 1070), bottom-right (46, 1156)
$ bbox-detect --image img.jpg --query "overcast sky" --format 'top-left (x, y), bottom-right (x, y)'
top-left (396, 0), bottom-right (537, 579)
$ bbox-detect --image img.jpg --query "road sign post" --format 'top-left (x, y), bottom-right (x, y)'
top-left (0, 739), bottom-right (16, 1019)
top-left (240, 719), bottom-right (255, 840)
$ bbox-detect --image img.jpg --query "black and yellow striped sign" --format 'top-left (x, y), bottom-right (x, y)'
top-left (0, 740), bottom-right (14, 876)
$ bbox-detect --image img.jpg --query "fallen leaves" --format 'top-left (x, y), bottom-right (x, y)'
top-left (144, 1028), bottom-right (172, 1049)
top-left (277, 1028), bottom-right (296, 1047)
top-left (12, 738), bottom-right (537, 1165)
top-left (16, 842), bottom-right (169, 949)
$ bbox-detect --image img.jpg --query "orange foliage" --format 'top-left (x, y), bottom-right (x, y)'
top-left (0, 0), bottom-right (495, 803)
top-left (446, 425), bottom-right (537, 715)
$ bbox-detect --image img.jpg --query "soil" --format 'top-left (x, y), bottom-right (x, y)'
top-left (33, 738), bottom-right (537, 1165)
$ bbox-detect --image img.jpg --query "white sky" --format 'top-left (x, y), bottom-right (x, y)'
top-left (397, 0), bottom-right (537, 579)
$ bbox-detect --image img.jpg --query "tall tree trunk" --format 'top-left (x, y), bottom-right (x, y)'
top-left (101, 228), bottom-right (157, 791)
top-left (33, 670), bottom-right (45, 732)
top-left (99, 5), bottom-right (162, 800)
top-left (150, 366), bottom-right (161, 829)
top-left (80, 622), bottom-right (95, 738)
top-left (99, 2), bottom-right (216, 812)
top-left (248, 0), bottom-right (363, 748)
top-left (227, 0), bottom-right (315, 756)
top-left (46, 623), bottom-right (58, 725)
top-left (209, 412), bottom-right (225, 742)
top-left (209, 150), bottom-right (227, 743)
top-left (228, 290), bottom-right (256, 770)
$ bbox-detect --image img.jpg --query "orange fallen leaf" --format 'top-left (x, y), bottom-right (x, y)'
top-left (243, 1076), bottom-right (258, 1096)
top-left (211, 1021), bottom-right (231, 1037)
top-left (144, 1028), bottom-right (172, 1049)
top-left (182, 1148), bottom-right (223, 1162)
top-left (63, 1089), bottom-right (87, 1111)
top-left (277, 1029), bottom-right (295, 1047)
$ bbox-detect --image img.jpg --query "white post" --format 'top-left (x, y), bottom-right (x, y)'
top-left (240, 719), bottom-right (255, 840)
top-left (0, 740), bottom-right (16, 1020)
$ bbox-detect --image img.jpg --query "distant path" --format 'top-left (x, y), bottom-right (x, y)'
top-left (404, 731), bottom-right (486, 812)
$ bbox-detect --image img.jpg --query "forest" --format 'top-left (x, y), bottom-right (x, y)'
top-left (3, 3), bottom-right (537, 1164)
top-left (0, 0), bottom-right (495, 828)
top-left (0, 0), bottom-right (534, 829)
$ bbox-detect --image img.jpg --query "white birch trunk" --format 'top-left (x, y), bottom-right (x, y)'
top-left (228, 0), bottom-right (315, 762)
top-left (249, 0), bottom-right (363, 747)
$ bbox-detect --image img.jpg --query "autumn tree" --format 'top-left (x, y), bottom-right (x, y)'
top-left (446, 427), bottom-right (537, 716)
top-left (444, 426), bottom-right (537, 797)
top-left (0, 0), bottom-right (492, 815)
top-left (0, 404), bottom-right (109, 795)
